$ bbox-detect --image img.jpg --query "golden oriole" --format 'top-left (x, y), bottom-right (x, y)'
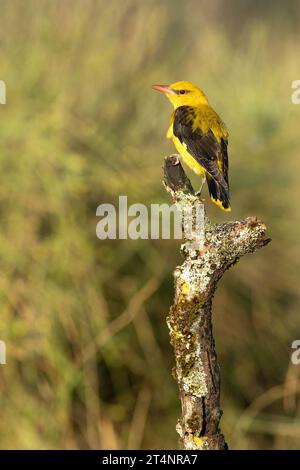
top-left (152, 81), bottom-right (231, 211)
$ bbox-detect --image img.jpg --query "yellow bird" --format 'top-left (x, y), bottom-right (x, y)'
top-left (152, 81), bottom-right (231, 211)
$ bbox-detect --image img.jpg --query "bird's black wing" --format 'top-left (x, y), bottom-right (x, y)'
top-left (173, 106), bottom-right (228, 191)
top-left (220, 137), bottom-right (229, 189)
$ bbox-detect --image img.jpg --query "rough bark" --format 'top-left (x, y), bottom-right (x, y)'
top-left (163, 155), bottom-right (271, 450)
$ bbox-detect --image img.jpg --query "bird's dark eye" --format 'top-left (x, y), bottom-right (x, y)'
top-left (174, 89), bottom-right (190, 95)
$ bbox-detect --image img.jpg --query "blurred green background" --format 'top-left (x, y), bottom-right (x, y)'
top-left (0, 0), bottom-right (300, 450)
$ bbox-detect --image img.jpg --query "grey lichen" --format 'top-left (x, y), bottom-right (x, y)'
top-left (180, 317), bottom-right (208, 398)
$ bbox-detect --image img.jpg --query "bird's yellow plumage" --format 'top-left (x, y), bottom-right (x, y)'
top-left (153, 81), bottom-right (231, 211)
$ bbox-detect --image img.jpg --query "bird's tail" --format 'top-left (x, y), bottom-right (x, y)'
top-left (206, 174), bottom-right (231, 212)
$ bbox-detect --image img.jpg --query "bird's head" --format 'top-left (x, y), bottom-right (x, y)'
top-left (152, 81), bottom-right (209, 108)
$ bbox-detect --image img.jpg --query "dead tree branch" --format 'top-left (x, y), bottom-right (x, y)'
top-left (163, 155), bottom-right (271, 450)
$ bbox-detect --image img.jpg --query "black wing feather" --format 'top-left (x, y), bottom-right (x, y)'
top-left (220, 137), bottom-right (229, 190)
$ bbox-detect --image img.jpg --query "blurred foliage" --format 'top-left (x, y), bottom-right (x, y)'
top-left (0, 0), bottom-right (300, 450)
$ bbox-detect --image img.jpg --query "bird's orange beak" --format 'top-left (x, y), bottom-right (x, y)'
top-left (152, 84), bottom-right (175, 95)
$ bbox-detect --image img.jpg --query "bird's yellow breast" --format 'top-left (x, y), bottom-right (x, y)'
top-left (172, 135), bottom-right (205, 176)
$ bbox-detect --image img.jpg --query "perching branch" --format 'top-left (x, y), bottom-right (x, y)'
top-left (163, 155), bottom-right (271, 450)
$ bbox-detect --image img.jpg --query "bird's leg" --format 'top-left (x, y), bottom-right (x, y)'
top-left (195, 176), bottom-right (206, 196)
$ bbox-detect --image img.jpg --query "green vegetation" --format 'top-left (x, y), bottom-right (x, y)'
top-left (0, 0), bottom-right (300, 449)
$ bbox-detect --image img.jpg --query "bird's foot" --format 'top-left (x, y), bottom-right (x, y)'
top-left (195, 178), bottom-right (206, 198)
